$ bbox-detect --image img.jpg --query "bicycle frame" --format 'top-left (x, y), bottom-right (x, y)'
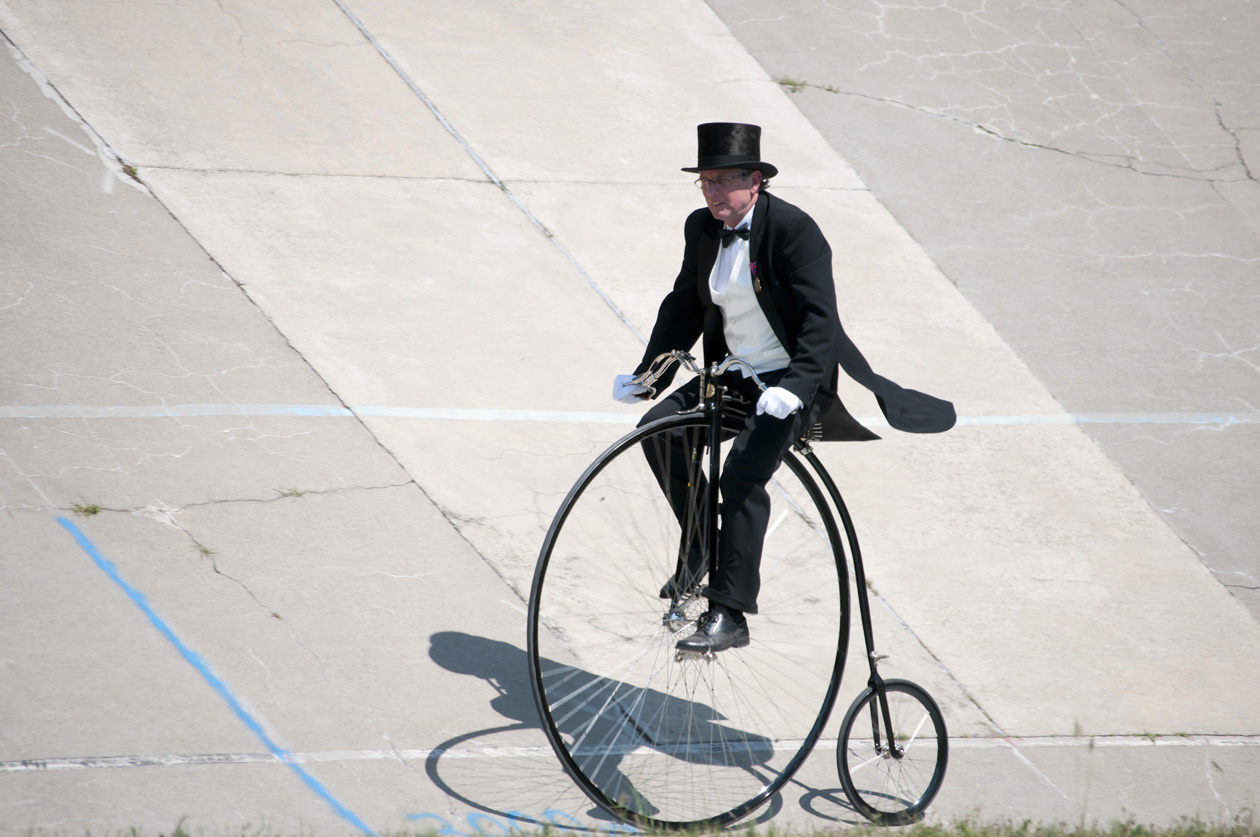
top-left (637, 351), bottom-right (759, 599)
top-left (801, 448), bottom-right (904, 759)
top-left (636, 349), bottom-right (903, 756)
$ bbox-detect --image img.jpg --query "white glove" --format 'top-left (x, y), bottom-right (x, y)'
top-left (613, 373), bottom-right (651, 404)
top-left (756, 386), bottom-right (803, 419)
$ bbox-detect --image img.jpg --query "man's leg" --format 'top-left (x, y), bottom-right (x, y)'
top-left (701, 405), bottom-right (801, 616)
top-left (638, 380), bottom-right (709, 595)
top-left (638, 378), bottom-right (703, 520)
top-left (678, 378), bottom-right (808, 653)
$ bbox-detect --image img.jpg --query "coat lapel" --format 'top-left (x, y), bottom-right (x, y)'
top-left (748, 191), bottom-right (769, 267)
top-left (748, 194), bottom-right (792, 354)
top-left (697, 217), bottom-right (720, 301)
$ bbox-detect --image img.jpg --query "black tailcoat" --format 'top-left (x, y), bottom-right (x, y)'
top-left (634, 191), bottom-right (955, 440)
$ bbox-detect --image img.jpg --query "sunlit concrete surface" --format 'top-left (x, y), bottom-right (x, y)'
top-left (710, 0), bottom-right (1260, 618)
top-left (2, 0), bottom-right (1258, 833)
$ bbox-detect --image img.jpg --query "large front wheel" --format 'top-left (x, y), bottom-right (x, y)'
top-left (527, 413), bottom-right (850, 830)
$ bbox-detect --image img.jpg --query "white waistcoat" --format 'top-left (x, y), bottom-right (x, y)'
top-left (709, 211), bottom-right (790, 376)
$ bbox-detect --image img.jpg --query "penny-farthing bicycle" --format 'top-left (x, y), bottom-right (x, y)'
top-left (527, 351), bottom-right (947, 830)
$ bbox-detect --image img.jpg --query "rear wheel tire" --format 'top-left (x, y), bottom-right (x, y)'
top-left (837, 679), bottom-right (948, 825)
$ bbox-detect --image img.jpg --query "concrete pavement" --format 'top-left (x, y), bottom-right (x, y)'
top-left (710, 0), bottom-right (1260, 618)
top-left (2, 0), bottom-right (1258, 833)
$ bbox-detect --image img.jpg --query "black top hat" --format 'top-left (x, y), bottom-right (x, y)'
top-left (681, 122), bottom-right (778, 179)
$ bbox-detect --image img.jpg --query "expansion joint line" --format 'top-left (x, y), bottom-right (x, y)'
top-left (328, 0), bottom-right (645, 343)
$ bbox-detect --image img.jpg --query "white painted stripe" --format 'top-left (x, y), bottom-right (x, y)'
top-left (0, 746), bottom-right (557, 772)
top-left (2, 405), bottom-right (1258, 426)
top-left (952, 735), bottom-right (1260, 749)
top-left (4, 735), bottom-right (1255, 773)
top-left (0, 404), bottom-right (356, 419)
top-left (357, 407), bottom-right (638, 424)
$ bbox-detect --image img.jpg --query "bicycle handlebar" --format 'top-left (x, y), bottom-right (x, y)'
top-left (630, 351), bottom-right (770, 397)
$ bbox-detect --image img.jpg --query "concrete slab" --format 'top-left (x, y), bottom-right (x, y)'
top-left (4, 765), bottom-right (365, 836)
top-left (347, 0), bottom-right (864, 189)
top-left (0, 0), bottom-right (483, 178)
top-left (138, 169), bottom-right (645, 414)
top-left (818, 424), bottom-right (1260, 736)
top-left (709, 0), bottom-right (1260, 624)
top-left (513, 168), bottom-right (1260, 737)
top-left (788, 737), bottom-right (1260, 826)
top-left (5, 0), bottom-right (1260, 832)
top-left (1, 512), bottom-right (263, 761)
top-left (0, 26), bottom-right (544, 834)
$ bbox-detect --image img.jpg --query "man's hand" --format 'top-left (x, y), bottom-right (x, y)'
top-left (613, 373), bottom-right (651, 403)
top-left (756, 386), bottom-right (802, 419)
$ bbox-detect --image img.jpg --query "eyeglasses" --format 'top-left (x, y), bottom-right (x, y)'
top-left (694, 173), bottom-right (751, 190)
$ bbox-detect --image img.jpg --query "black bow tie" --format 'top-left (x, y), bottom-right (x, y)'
top-left (721, 226), bottom-right (750, 247)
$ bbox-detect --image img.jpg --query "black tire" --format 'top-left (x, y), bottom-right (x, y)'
top-left (837, 679), bottom-right (948, 825)
top-left (527, 412), bottom-right (850, 829)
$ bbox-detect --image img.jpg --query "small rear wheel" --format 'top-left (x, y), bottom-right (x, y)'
top-left (837, 679), bottom-right (948, 825)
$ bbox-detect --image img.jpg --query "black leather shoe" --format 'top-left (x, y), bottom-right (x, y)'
top-left (676, 609), bottom-right (750, 654)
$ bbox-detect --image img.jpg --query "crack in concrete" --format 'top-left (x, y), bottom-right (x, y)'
top-left (328, 0), bottom-right (645, 344)
top-left (3, 482), bottom-right (415, 519)
top-left (130, 162), bottom-right (496, 182)
top-left (780, 76), bottom-right (1252, 183)
top-left (419, 490), bottom-right (532, 609)
top-left (0, 280), bottom-right (34, 312)
top-left (212, 0), bottom-right (247, 53)
top-left (1205, 750), bottom-right (1231, 819)
top-left (278, 39), bottom-right (360, 49)
top-left (3, 34), bottom-right (148, 195)
top-left (870, 588), bottom-right (1007, 738)
top-left (762, 0), bottom-right (1258, 190)
top-left (1109, 0), bottom-right (1256, 185)
top-left (11, 73), bottom-right (526, 657)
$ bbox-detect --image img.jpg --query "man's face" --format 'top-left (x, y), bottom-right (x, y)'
top-left (697, 168), bottom-right (762, 228)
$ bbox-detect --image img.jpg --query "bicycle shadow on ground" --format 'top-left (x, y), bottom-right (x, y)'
top-left (425, 631), bottom-right (849, 831)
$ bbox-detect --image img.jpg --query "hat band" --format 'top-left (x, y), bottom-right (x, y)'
top-left (694, 154), bottom-right (762, 170)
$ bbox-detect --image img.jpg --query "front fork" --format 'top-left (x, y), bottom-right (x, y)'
top-left (705, 376), bottom-right (724, 587)
top-left (663, 373), bottom-right (726, 641)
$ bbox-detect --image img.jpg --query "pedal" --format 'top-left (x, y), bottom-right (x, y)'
top-left (674, 648), bottom-right (714, 663)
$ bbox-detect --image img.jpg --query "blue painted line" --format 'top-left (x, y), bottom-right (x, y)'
top-left (4, 405), bottom-right (1259, 426)
top-left (55, 516), bottom-right (378, 837)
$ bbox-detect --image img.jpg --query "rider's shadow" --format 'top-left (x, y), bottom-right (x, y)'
top-left (424, 631), bottom-right (847, 830)
top-left (424, 631), bottom-right (609, 829)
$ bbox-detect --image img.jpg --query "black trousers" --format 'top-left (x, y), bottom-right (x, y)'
top-left (638, 370), bottom-right (811, 615)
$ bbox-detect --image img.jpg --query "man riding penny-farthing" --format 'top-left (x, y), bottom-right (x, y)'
top-left (529, 123), bottom-right (955, 829)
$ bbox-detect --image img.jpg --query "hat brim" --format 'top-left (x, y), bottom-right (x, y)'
top-left (682, 162), bottom-right (778, 179)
